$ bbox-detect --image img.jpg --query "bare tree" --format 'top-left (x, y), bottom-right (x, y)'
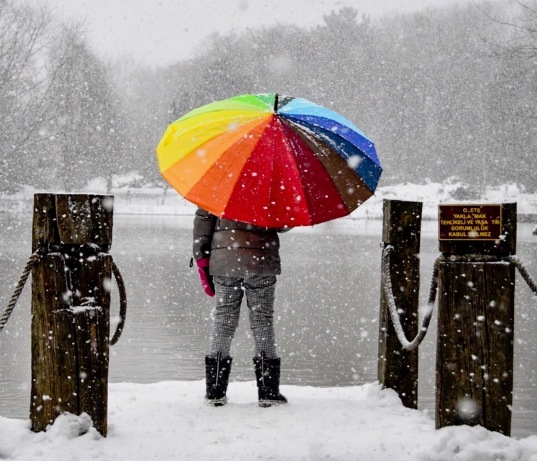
top-left (0, 0), bottom-right (56, 192)
top-left (45, 25), bottom-right (123, 192)
top-left (478, 0), bottom-right (537, 190)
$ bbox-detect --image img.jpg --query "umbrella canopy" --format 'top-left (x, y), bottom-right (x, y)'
top-left (156, 93), bottom-right (382, 227)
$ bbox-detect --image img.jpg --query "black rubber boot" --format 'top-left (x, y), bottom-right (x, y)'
top-left (253, 352), bottom-right (288, 408)
top-left (205, 353), bottom-right (232, 407)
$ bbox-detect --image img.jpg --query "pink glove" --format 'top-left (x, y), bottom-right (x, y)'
top-left (196, 258), bottom-right (215, 297)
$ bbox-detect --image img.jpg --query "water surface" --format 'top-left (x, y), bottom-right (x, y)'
top-left (1, 213), bottom-right (536, 438)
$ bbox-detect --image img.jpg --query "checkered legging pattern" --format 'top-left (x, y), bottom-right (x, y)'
top-left (209, 275), bottom-right (277, 358)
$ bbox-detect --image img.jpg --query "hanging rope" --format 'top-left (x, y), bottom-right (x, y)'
top-left (508, 255), bottom-right (537, 296)
top-left (382, 248), bottom-right (537, 352)
top-left (0, 251), bottom-right (41, 334)
top-left (382, 245), bottom-right (438, 351)
top-left (109, 258), bottom-right (127, 345)
top-left (0, 249), bottom-right (127, 345)
top-left (429, 253), bottom-right (537, 296)
top-left (75, 245), bottom-right (127, 345)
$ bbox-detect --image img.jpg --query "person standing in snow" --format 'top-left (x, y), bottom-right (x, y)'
top-left (192, 207), bottom-right (289, 407)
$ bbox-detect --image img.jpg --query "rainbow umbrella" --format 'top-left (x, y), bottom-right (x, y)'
top-left (156, 93), bottom-right (382, 227)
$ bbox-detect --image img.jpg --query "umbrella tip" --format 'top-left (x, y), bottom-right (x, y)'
top-left (274, 93), bottom-right (279, 113)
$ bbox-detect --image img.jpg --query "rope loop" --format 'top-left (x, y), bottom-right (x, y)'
top-left (507, 255), bottom-right (537, 296)
top-left (381, 250), bottom-right (537, 352)
top-left (0, 247), bottom-right (127, 345)
top-left (0, 250), bottom-right (41, 334)
top-left (109, 258), bottom-right (127, 345)
top-left (382, 245), bottom-right (438, 351)
top-left (433, 253), bottom-right (537, 297)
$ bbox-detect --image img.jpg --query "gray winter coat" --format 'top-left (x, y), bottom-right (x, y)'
top-left (193, 208), bottom-right (288, 276)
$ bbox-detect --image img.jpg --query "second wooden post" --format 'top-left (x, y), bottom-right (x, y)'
top-left (378, 199), bottom-right (422, 409)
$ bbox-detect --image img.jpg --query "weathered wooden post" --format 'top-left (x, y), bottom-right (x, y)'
top-left (436, 203), bottom-right (516, 435)
top-left (378, 199), bottom-right (422, 409)
top-left (31, 193), bottom-right (114, 436)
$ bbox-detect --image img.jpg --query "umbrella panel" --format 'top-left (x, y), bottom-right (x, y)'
top-left (276, 120), bottom-right (351, 224)
top-left (182, 118), bottom-right (272, 214)
top-left (289, 122), bottom-right (374, 213)
top-left (161, 117), bottom-right (270, 198)
top-left (157, 110), bottom-right (267, 172)
top-left (178, 95), bottom-right (272, 122)
top-left (284, 113), bottom-right (379, 166)
top-left (222, 117), bottom-right (353, 227)
top-left (288, 120), bottom-right (382, 192)
top-left (223, 117), bottom-right (312, 226)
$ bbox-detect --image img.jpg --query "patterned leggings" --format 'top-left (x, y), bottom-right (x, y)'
top-left (209, 275), bottom-right (277, 358)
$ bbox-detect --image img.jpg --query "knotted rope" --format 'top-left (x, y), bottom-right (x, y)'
top-left (507, 255), bottom-right (537, 296)
top-left (0, 251), bottom-right (41, 334)
top-left (382, 245), bottom-right (437, 351)
top-left (382, 247), bottom-right (537, 351)
top-left (110, 259), bottom-right (127, 345)
top-left (0, 248), bottom-right (127, 345)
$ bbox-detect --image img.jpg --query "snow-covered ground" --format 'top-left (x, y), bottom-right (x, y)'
top-left (2, 381), bottom-right (537, 461)
top-left (1, 180), bottom-right (537, 460)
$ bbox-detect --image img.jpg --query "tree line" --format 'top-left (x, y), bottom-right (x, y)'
top-left (1, 0), bottom-right (536, 194)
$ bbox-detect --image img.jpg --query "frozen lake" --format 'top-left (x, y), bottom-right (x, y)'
top-left (1, 212), bottom-right (536, 438)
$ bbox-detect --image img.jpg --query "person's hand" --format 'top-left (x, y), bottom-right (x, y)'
top-left (195, 258), bottom-right (215, 297)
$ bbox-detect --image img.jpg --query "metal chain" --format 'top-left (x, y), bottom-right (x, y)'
top-left (382, 245), bottom-right (438, 351)
top-left (0, 251), bottom-right (40, 334)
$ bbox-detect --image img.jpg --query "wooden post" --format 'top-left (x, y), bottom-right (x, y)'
top-left (30, 193), bottom-right (114, 436)
top-left (436, 203), bottom-right (516, 435)
top-left (378, 199), bottom-right (422, 409)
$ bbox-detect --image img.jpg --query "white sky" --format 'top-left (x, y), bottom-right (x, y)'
top-left (35, 0), bottom-right (469, 66)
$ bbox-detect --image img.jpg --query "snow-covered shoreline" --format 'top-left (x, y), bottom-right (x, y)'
top-left (2, 181), bottom-right (537, 222)
top-left (1, 181), bottom-right (537, 459)
top-left (1, 380), bottom-right (537, 461)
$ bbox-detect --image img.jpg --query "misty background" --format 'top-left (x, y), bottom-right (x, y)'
top-left (1, 0), bottom-right (536, 195)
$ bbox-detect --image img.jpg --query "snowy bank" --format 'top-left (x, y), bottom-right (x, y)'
top-left (2, 181), bottom-right (537, 222)
top-left (1, 381), bottom-right (537, 461)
